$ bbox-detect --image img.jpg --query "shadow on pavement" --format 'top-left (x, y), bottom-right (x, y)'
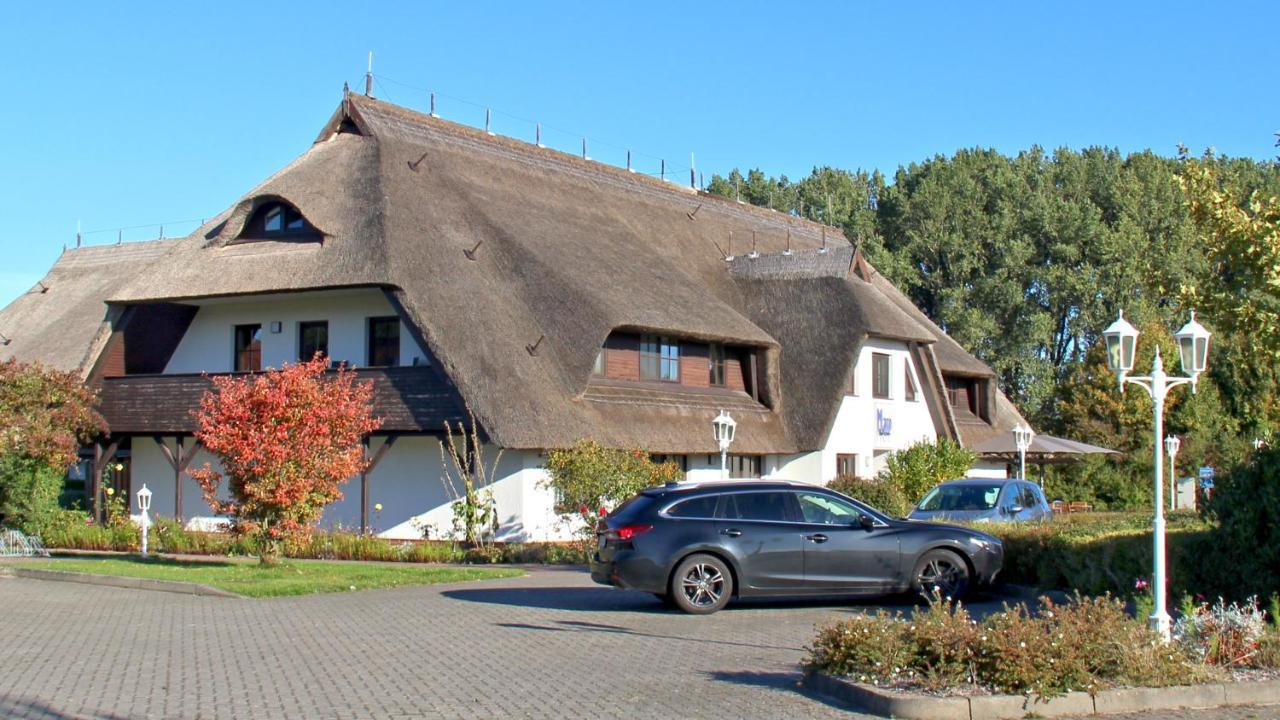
top-left (444, 583), bottom-right (1017, 618)
top-left (705, 670), bottom-right (848, 710)
top-left (0, 696), bottom-right (130, 720)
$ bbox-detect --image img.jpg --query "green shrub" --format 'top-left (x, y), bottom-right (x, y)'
top-left (879, 438), bottom-right (976, 505)
top-left (807, 594), bottom-right (1211, 699)
top-left (1197, 446), bottom-right (1280, 600)
top-left (0, 457), bottom-right (67, 534)
top-left (827, 476), bottom-right (910, 517)
top-left (543, 440), bottom-right (682, 538)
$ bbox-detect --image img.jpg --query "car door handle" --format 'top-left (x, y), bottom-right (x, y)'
top-left (805, 533), bottom-right (829, 544)
top-left (720, 528), bottom-right (742, 537)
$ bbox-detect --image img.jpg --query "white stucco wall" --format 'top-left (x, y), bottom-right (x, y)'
top-left (164, 288), bottom-right (428, 373)
top-left (771, 338), bottom-right (937, 484)
top-left (131, 440), bottom-right (230, 521)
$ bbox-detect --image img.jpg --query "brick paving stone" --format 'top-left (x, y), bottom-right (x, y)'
top-left (0, 569), bottom-right (1275, 719)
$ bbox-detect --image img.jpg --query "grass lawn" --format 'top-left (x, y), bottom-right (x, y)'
top-left (5, 557), bottom-right (524, 598)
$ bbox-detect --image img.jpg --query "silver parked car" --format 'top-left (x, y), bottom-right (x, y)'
top-left (909, 478), bottom-right (1051, 523)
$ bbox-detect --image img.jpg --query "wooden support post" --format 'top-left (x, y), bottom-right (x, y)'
top-left (154, 436), bottom-right (197, 522)
top-left (360, 435), bottom-right (399, 535)
top-left (91, 438), bottom-right (121, 524)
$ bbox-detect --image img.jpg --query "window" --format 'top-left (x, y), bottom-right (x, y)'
top-left (836, 454), bottom-right (859, 477)
top-left (726, 454), bottom-right (761, 479)
top-left (708, 343), bottom-right (726, 386)
top-left (919, 483), bottom-right (1003, 511)
top-left (650, 454), bottom-right (688, 473)
top-left (718, 492), bottom-right (793, 522)
top-left (367, 317), bottom-right (400, 367)
top-left (796, 491), bottom-right (869, 525)
top-left (234, 324), bottom-right (262, 372)
top-left (872, 352), bottom-right (891, 399)
top-left (298, 321), bottom-right (329, 362)
top-left (239, 202), bottom-right (319, 241)
top-left (640, 334), bottom-right (680, 382)
top-left (904, 360), bottom-right (918, 401)
top-left (1018, 484), bottom-right (1041, 509)
top-left (666, 495), bottom-right (718, 519)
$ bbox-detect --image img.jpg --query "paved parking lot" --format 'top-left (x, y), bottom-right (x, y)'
top-left (1, 567), bottom-right (1276, 719)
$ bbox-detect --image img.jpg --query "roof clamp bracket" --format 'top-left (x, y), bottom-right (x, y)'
top-left (686, 203), bottom-right (702, 221)
top-left (0, 333), bottom-right (10, 346)
top-left (463, 239), bottom-right (483, 261)
top-left (408, 152), bottom-right (429, 172)
top-left (525, 334), bottom-right (545, 357)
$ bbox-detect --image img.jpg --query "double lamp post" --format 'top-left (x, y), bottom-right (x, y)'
top-left (1101, 310), bottom-right (1210, 640)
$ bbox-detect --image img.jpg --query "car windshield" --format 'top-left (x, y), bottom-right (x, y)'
top-left (917, 483), bottom-right (1003, 512)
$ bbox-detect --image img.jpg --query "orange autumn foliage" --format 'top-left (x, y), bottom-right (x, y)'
top-left (188, 356), bottom-right (381, 561)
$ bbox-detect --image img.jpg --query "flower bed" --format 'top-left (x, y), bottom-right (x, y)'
top-left (806, 593), bottom-right (1279, 701)
top-left (33, 510), bottom-right (591, 565)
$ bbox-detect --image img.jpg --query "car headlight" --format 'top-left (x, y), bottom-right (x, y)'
top-left (968, 536), bottom-right (999, 551)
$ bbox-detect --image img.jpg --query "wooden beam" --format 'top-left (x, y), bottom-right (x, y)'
top-left (153, 436), bottom-right (198, 521)
top-left (360, 435), bottom-right (399, 535)
top-left (91, 438), bottom-right (121, 524)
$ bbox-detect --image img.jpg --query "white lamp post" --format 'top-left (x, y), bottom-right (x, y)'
top-left (1012, 424), bottom-right (1034, 484)
top-left (712, 410), bottom-right (737, 480)
top-left (136, 484), bottom-right (152, 559)
top-left (1165, 435), bottom-right (1181, 511)
top-left (1102, 310), bottom-right (1210, 641)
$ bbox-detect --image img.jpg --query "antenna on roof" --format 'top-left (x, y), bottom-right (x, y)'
top-left (430, 93), bottom-right (438, 118)
top-left (660, 159), bottom-right (666, 182)
top-left (525, 334), bottom-right (545, 357)
top-left (724, 231), bottom-right (734, 262)
top-left (463, 239), bottom-right (483, 261)
top-left (485, 108), bottom-right (493, 135)
top-left (365, 52), bottom-right (374, 97)
top-left (535, 122), bottom-right (544, 148)
top-left (819, 225), bottom-right (829, 254)
top-left (686, 204), bottom-right (702, 221)
top-left (748, 230), bottom-right (759, 259)
top-left (735, 178), bottom-right (742, 204)
top-left (117, 230), bottom-right (122, 244)
top-left (699, 171), bottom-right (704, 190)
top-left (582, 138), bottom-right (589, 160)
top-left (689, 153), bottom-right (696, 189)
top-left (626, 150), bottom-right (633, 173)
top-left (158, 225), bottom-right (163, 240)
top-left (784, 229), bottom-right (793, 256)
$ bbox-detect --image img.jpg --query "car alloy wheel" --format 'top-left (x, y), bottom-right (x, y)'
top-left (913, 549), bottom-right (970, 601)
top-left (670, 554), bottom-right (733, 614)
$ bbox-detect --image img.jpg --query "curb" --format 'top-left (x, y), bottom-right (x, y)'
top-left (801, 671), bottom-right (1280, 719)
top-left (0, 566), bottom-right (242, 598)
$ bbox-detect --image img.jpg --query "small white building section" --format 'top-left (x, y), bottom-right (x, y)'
top-left (771, 337), bottom-right (937, 484)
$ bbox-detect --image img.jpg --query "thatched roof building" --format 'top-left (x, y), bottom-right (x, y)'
top-left (1, 91), bottom-right (1023, 456)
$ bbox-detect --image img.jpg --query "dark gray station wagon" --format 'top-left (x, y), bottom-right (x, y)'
top-left (590, 481), bottom-right (1003, 614)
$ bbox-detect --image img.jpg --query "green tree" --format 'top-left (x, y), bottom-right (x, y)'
top-left (879, 438), bottom-right (976, 505)
top-left (542, 440), bottom-right (682, 538)
top-left (0, 360), bottom-right (105, 532)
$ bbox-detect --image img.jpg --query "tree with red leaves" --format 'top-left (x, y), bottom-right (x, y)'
top-left (189, 357), bottom-right (381, 564)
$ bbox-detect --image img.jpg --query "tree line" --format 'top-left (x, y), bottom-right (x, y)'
top-left (707, 143), bottom-right (1280, 507)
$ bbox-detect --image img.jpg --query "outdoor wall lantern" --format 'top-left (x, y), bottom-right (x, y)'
top-left (1101, 309), bottom-right (1210, 642)
top-left (136, 484), bottom-right (153, 559)
top-left (1012, 424), bottom-right (1034, 484)
top-left (1164, 435), bottom-right (1181, 511)
top-left (712, 410), bottom-right (736, 481)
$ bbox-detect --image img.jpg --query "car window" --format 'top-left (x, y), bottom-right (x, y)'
top-left (719, 492), bottom-right (793, 522)
top-left (918, 484), bottom-right (1002, 511)
top-left (1023, 484), bottom-right (1044, 508)
top-left (1018, 485), bottom-right (1036, 508)
top-left (796, 492), bottom-right (869, 525)
top-left (666, 495), bottom-right (718, 519)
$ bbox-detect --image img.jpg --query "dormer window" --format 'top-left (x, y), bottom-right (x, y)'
top-left (237, 201), bottom-right (320, 242)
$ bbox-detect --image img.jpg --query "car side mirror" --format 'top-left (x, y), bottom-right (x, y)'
top-left (858, 514), bottom-right (875, 529)
top-left (1010, 505), bottom-right (1024, 514)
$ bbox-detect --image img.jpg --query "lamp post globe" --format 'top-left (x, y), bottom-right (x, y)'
top-left (136, 484), bottom-right (153, 559)
top-left (1012, 424), bottom-right (1034, 484)
top-left (712, 410), bottom-right (736, 480)
top-left (1164, 435), bottom-right (1180, 511)
top-left (1102, 310), bottom-right (1208, 641)
top-left (1102, 310), bottom-right (1140, 386)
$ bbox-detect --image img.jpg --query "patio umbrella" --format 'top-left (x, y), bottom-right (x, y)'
top-left (970, 433), bottom-right (1121, 465)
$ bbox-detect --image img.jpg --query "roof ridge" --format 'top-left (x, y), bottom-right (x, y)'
top-left (344, 94), bottom-right (844, 242)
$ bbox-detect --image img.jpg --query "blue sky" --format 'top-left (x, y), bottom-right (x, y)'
top-left (1, 1), bottom-right (1276, 305)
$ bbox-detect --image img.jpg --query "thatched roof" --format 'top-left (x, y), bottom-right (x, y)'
top-left (0, 241), bottom-right (176, 376)
top-left (7, 92), bottom-right (1024, 453)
